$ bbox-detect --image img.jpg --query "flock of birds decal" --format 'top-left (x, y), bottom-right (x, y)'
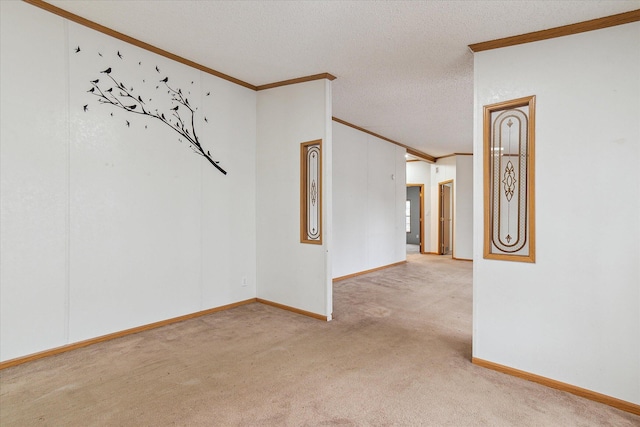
top-left (77, 45), bottom-right (227, 175)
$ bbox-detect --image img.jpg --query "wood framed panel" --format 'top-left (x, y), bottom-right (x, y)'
top-left (483, 96), bottom-right (535, 262)
top-left (300, 139), bottom-right (322, 244)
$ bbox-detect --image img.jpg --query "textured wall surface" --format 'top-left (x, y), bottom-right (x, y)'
top-left (332, 122), bottom-right (406, 279)
top-left (0, 1), bottom-right (257, 361)
top-left (256, 80), bottom-right (332, 317)
top-left (473, 22), bottom-right (640, 404)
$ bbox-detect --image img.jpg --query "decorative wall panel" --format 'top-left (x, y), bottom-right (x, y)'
top-left (483, 96), bottom-right (535, 262)
top-left (300, 140), bottom-right (322, 244)
top-left (71, 29), bottom-right (227, 176)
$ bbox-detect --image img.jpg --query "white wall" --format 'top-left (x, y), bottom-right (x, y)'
top-left (332, 122), bottom-right (406, 279)
top-left (406, 161), bottom-right (432, 253)
top-left (0, 0), bottom-right (69, 359)
top-left (0, 1), bottom-right (257, 361)
top-left (454, 155), bottom-right (473, 260)
top-left (473, 22), bottom-right (640, 404)
top-left (256, 80), bottom-right (332, 318)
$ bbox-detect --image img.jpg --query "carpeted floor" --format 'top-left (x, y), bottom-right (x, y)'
top-left (1, 254), bottom-right (638, 426)
top-left (406, 244), bottom-right (420, 254)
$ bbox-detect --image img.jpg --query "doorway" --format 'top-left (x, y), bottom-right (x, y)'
top-left (438, 180), bottom-right (453, 256)
top-left (406, 184), bottom-right (424, 254)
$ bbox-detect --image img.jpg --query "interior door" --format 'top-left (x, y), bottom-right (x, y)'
top-left (439, 181), bottom-right (453, 255)
top-left (406, 186), bottom-right (421, 246)
top-left (442, 185), bottom-right (451, 254)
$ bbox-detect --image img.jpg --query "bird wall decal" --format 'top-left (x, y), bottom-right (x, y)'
top-left (85, 54), bottom-right (226, 175)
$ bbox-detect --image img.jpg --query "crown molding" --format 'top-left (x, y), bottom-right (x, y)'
top-left (435, 152), bottom-right (473, 161)
top-left (23, 0), bottom-right (337, 92)
top-left (469, 9), bottom-right (640, 52)
top-left (25, 1), bottom-right (432, 161)
top-left (256, 73), bottom-right (337, 91)
top-left (332, 117), bottom-right (436, 163)
top-left (23, 0), bottom-right (258, 90)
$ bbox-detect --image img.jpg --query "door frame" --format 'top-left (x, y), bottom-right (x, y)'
top-left (406, 184), bottom-right (424, 254)
top-left (438, 180), bottom-right (454, 256)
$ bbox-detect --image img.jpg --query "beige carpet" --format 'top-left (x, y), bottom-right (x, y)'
top-left (1, 254), bottom-right (638, 426)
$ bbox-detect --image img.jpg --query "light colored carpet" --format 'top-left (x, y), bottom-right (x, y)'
top-left (1, 254), bottom-right (638, 426)
top-left (406, 244), bottom-right (420, 254)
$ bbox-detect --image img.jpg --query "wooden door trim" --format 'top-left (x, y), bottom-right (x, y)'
top-left (438, 180), bottom-right (454, 256)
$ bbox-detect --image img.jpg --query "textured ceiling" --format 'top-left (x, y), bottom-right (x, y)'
top-left (48, 0), bottom-right (639, 158)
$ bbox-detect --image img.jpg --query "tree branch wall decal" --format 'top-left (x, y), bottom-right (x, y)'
top-left (78, 46), bottom-right (227, 175)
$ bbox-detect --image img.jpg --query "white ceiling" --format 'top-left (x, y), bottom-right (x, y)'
top-left (48, 0), bottom-right (639, 158)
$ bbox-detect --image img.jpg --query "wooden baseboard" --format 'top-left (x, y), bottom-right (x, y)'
top-left (452, 256), bottom-right (473, 261)
top-left (0, 298), bottom-right (257, 370)
top-left (472, 358), bottom-right (640, 416)
top-left (422, 251), bottom-right (440, 255)
top-left (332, 261), bottom-right (407, 282)
top-left (256, 298), bottom-right (328, 321)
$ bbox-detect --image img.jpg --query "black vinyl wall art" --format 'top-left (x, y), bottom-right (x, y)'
top-left (76, 46), bottom-right (227, 175)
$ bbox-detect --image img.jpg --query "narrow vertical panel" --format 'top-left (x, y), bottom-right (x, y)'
top-left (0, 0), bottom-right (69, 361)
top-left (307, 144), bottom-right (321, 240)
top-left (300, 140), bottom-right (322, 244)
top-left (483, 96), bottom-right (535, 262)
